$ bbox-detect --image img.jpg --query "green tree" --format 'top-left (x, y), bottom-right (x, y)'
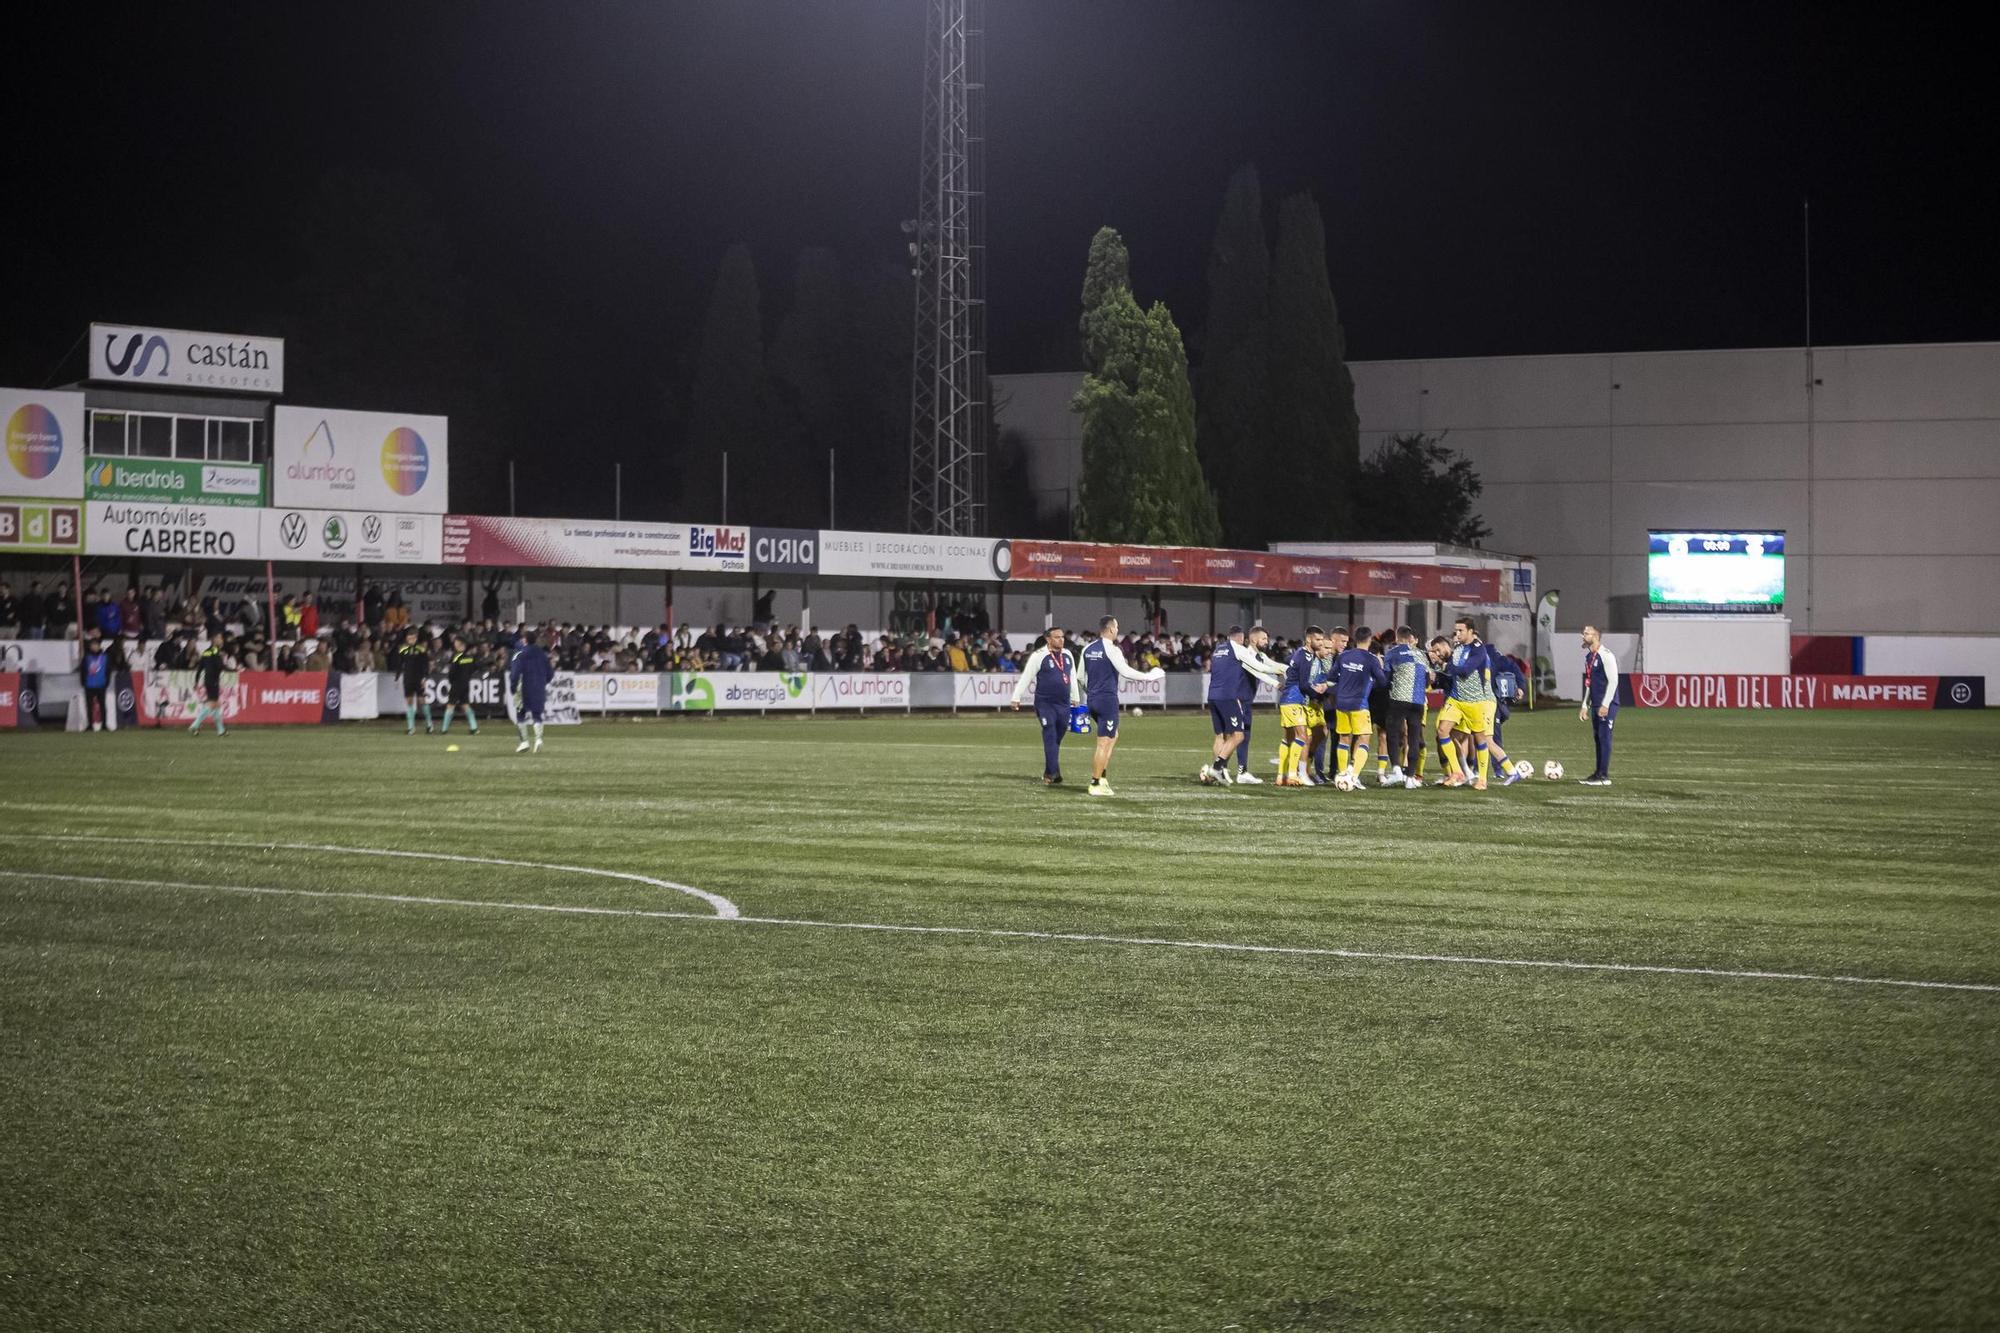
top-left (1195, 164), bottom-right (1272, 546)
top-left (680, 244), bottom-right (771, 522)
top-left (1266, 192), bottom-right (1360, 540)
top-left (1353, 432), bottom-right (1491, 546)
top-left (1072, 227), bottom-right (1222, 546)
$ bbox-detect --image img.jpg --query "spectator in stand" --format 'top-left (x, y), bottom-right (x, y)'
top-left (17, 581), bottom-right (45, 639)
top-left (0, 581), bottom-right (16, 639)
top-left (79, 631), bottom-right (112, 731)
top-left (945, 633), bottom-right (971, 672)
top-left (382, 591), bottom-right (410, 633)
top-left (362, 582), bottom-right (385, 629)
top-left (298, 593), bottom-right (320, 641)
top-left (481, 579), bottom-right (502, 623)
top-left (118, 586), bottom-right (141, 639)
top-left (139, 585), bottom-right (166, 642)
top-left (48, 581), bottom-right (75, 638)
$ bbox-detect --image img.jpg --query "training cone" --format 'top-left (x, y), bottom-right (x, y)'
top-left (446, 744), bottom-right (460, 752)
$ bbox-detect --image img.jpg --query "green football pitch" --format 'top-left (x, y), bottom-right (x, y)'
top-left (3, 708), bottom-right (1997, 1331)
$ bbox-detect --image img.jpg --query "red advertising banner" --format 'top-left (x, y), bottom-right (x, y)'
top-left (1009, 540), bottom-right (1505, 601)
top-left (0, 672), bottom-right (18, 728)
top-left (1622, 674), bottom-right (1985, 710)
top-left (134, 671), bottom-right (335, 725)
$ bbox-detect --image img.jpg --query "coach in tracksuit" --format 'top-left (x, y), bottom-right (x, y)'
top-left (1011, 627), bottom-right (1082, 785)
top-left (1578, 624), bottom-right (1619, 786)
top-left (1201, 625), bottom-right (1282, 785)
top-left (508, 632), bottom-right (555, 754)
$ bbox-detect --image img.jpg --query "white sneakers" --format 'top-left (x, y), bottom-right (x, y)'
top-left (1404, 776), bottom-right (1423, 790)
top-left (516, 740), bottom-right (531, 753)
top-left (1087, 778), bottom-right (1115, 797)
top-left (1234, 771), bottom-right (1263, 785)
top-left (1385, 767), bottom-right (1405, 786)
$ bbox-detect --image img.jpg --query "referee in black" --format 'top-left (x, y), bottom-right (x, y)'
top-left (439, 634), bottom-right (481, 736)
top-left (396, 627), bottom-right (434, 735)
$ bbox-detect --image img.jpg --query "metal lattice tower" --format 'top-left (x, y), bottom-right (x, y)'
top-left (906, 0), bottom-right (987, 536)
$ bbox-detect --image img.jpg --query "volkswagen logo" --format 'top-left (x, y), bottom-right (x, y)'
top-left (361, 514), bottom-right (382, 544)
top-left (279, 512), bottom-right (308, 549)
top-left (323, 516), bottom-right (348, 549)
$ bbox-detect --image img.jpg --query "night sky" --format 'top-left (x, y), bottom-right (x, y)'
top-left (10, 2), bottom-right (1995, 516)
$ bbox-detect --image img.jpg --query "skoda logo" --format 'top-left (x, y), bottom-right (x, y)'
top-left (1951, 681), bottom-right (1972, 705)
top-left (323, 516), bottom-right (348, 549)
top-left (278, 512), bottom-right (308, 549)
top-left (361, 514), bottom-right (382, 544)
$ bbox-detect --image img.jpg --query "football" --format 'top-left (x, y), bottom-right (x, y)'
top-left (1514, 759), bottom-right (1533, 779)
top-left (1197, 765), bottom-right (1218, 785)
top-left (1333, 771), bottom-right (1355, 791)
top-left (1543, 760), bottom-right (1565, 781)
top-left (1131, 706), bottom-right (1144, 716)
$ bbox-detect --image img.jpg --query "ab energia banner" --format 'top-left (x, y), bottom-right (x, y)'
top-left (273, 406), bottom-right (449, 514)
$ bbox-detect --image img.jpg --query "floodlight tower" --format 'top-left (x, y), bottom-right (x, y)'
top-left (905, 0), bottom-right (987, 536)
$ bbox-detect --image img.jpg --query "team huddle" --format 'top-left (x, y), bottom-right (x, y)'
top-left (1215, 617), bottom-right (1525, 791)
top-left (1015, 615), bottom-right (1619, 793)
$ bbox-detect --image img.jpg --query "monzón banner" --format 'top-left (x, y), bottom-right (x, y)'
top-left (1009, 539), bottom-right (1505, 602)
top-left (1619, 674), bottom-right (1986, 710)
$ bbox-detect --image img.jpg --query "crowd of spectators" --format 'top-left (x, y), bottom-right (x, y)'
top-left (0, 575), bottom-right (1326, 677)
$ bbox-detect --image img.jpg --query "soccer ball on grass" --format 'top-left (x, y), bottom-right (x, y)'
top-left (1514, 759), bottom-right (1533, 779)
top-left (1543, 760), bottom-right (1564, 781)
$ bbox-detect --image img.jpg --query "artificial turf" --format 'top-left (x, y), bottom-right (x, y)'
top-left (2, 708), bottom-right (1996, 1331)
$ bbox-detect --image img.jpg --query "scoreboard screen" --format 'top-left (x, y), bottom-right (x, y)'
top-left (1647, 530), bottom-right (1786, 612)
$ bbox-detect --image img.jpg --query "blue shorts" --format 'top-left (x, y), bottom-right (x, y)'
top-left (1208, 699), bottom-right (1245, 734)
top-left (1088, 702), bottom-right (1119, 738)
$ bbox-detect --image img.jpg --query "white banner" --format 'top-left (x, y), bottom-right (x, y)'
top-left (86, 499), bottom-right (261, 558)
top-left (338, 673), bottom-right (381, 720)
top-left (1117, 674), bottom-right (1167, 706)
top-left (953, 673), bottom-right (1022, 708)
top-left (2, 388), bottom-right (87, 499)
top-left (601, 673), bottom-right (660, 711)
top-left (1196, 673), bottom-right (1278, 705)
top-left (272, 406), bottom-right (449, 514)
top-left (263, 509), bottom-right (443, 564)
top-left (814, 672), bottom-right (909, 709)
top-left (89, 323), bottom-right (283, 394)
top-left (545, 672), bottom-right (581, 725)
top-left (687, 671), bottom-right (813, 711)
top-left (816, 530), bottom-right (1010, 582)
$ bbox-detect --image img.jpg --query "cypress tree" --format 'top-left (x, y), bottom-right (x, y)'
top-left (1196, 164), bottom-right (1272, 546)
top-left (1267, 193), bottom-right (1361, 539)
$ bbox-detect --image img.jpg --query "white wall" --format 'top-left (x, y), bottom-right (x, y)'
top-left (1351, 342), bottom-right (2000, 636)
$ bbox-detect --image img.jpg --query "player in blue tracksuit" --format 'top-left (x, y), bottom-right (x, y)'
top-left (1330, 627), bottom-right (1390, 787)
top-left (79, 633), bottom-right (112, 731)
top-left (507, 633), bottom-right (555, 753)
top-left (1578, 624), bottom-right (1619, 786)
top-left (1079, 616), bottom-right (1164, 797)
top-left (1011, 627), bottom-right (1082, 785)
top-left (1232, 626), bottom-right (1272, 780)
top-left (1201, 625), bottom-right (1283, 785)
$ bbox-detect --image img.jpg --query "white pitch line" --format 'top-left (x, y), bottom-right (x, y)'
top-left (0, 852), bottom-right (1995, 996)
top-left (0, 833), bottom-right (738, 919)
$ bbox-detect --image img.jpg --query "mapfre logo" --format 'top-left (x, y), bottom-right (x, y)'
top-left (1637, 674), bottom-right (1671, 708)
top-left (258, 688), bottom-right (320, 706)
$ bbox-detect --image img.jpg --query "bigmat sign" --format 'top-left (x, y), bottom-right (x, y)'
top-left (1009, 540), bottom-right (1506, 602)
top-left (1620, 674), bottom-right (1986, 710)
top-left (134, 671), bottom-right (337, 725)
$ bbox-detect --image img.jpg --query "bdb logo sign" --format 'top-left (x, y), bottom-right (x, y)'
top-left (279, 512), bottom-right (308, 549)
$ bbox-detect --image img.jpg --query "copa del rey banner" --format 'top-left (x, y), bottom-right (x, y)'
top-left (1008, 540), bottom-right (1505, 602)
top-left (1620, 674), bottom-right (1986, 710)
